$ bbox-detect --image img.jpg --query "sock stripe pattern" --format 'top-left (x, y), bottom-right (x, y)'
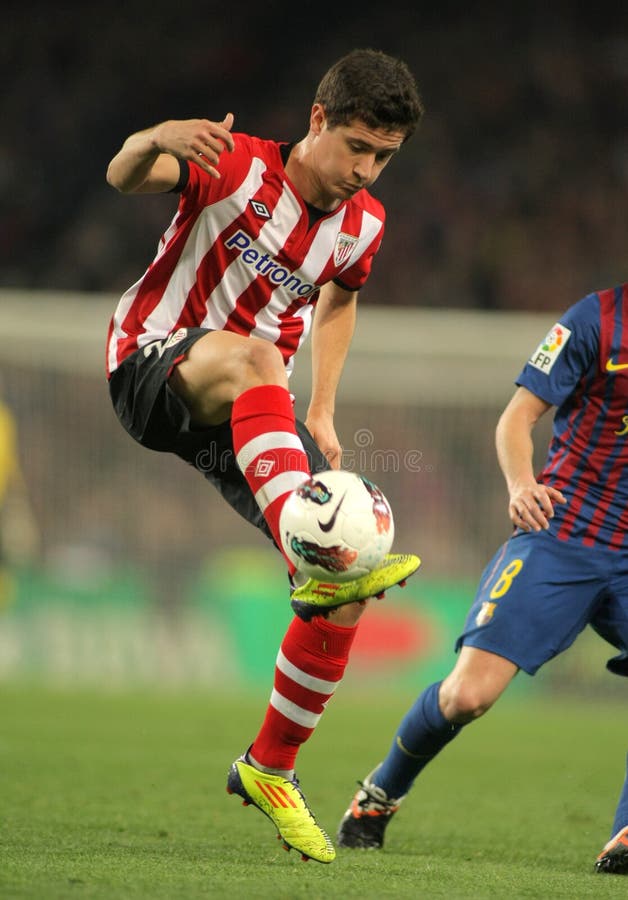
top-left (269, 689), bottom-right (323, 729)
top-left (272, 663), bottom-right (335, 721)
top-left (253, 470), bottom-right (309, 513)
top-left (276, 648), bottom-right (339, 693)
top-left (235, 431), bottom-right (305, 472)
top-left (250, 616), bottom-right (358, 771)
top-left (231, 385), bottom-right (311, 557)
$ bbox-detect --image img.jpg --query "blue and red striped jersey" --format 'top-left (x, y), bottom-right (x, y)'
top-left (517, 283), bottom-right (628, 549)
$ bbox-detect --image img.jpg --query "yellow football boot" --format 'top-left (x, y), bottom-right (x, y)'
top-left (290, 553), bottom-right (421, 620)
top-left (227, 755), bottom-right (335, 863)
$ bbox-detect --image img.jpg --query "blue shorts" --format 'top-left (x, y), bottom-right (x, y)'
top-left (456, 529), bottom-right (628, 677)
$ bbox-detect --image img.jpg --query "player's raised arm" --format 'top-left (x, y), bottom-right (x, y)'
top-left (106, 114), bottom-right (235, 194)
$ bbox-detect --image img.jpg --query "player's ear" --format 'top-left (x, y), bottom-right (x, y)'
top-left (310, 103), bottom-right (327, 135)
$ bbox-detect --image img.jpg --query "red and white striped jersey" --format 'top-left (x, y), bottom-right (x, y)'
top-left (106, 133), bottom-right (386, 378)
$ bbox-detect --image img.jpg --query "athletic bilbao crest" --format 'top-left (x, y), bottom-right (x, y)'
top-left (334, 232), bottom-right (358, 267)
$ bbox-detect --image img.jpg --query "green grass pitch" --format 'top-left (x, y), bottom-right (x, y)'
top-left (1, 683), bottom-right (626, 899)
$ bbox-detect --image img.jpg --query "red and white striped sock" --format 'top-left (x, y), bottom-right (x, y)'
top-left (231, 385), bottom-right (310, 569)
top-left (249, 615), bottom-right (358, 775)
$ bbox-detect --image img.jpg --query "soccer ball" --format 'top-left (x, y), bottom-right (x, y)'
top-left (280, 470), bottom-right (395, 582)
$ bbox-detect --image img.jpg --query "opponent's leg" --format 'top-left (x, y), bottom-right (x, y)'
top-left (590, 583), bottom-right (628, 874)
top-left (596, 752), bottom-right (628, 874)
top-left (337, 647), bottom-right (518, 849)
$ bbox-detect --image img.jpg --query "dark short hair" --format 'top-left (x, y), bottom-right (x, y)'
top-left (314, 48), bottom-right (424, 141)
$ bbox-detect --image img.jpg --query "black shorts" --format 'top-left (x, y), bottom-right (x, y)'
top-left (108, 328), bottom-right (330, 539)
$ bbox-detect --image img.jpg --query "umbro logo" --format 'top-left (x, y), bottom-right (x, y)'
top-left (249, 199), bottom-right (271, 219)
top-left (255, 458), bottom-right (275, 477)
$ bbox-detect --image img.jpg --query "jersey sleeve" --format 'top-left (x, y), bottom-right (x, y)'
top-left (335, 229), bottom-right (384, 292)
top-left (516, 292), bottom-right (600, 406)
top-left (334, 193), bottom-right (386, 292)
top-left (178, 132), bottom-right (253, 209)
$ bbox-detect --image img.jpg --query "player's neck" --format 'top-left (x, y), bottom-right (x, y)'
top-left (284, 138), bottom-right (342, 214)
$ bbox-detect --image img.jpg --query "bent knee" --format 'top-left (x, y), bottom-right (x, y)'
top-left (439, 678), bottom-right (497, 724)
top-left (242, 338), bottom-right (286, 380)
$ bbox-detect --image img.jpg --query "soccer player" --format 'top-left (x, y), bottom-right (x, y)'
top-left (105, 49), bottom-right (422, 863)
top-left (337, 283), bottom-right (628, 875)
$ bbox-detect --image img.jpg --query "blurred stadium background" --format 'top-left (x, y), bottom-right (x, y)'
top-left (1, 2), bottom-right (626, 699)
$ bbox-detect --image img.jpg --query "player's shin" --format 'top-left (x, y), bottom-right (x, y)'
top-left (610, 751), bottom-right (628, 839)
top-left (375, 681), bottom-right (463, 798)
top-left (231, 384), bottom-right (311, 570)
top-left (249, 615), bottom-right (358, 773)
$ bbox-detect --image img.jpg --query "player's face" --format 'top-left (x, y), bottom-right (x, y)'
top-left (310, 105), bottom-right (405, 206)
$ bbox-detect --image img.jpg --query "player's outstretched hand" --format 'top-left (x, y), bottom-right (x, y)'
top-left (508, 481), bottom-right (567, 532)
top-left (152, 115), bottom-right (235, 177)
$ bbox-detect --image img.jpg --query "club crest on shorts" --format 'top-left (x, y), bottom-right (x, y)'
top-left (475, 601), bottom-right (497, 627)
top-left (334, 232), bottom-right (358, 267)
top-left (168, 328), bottom-right (188, 346)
